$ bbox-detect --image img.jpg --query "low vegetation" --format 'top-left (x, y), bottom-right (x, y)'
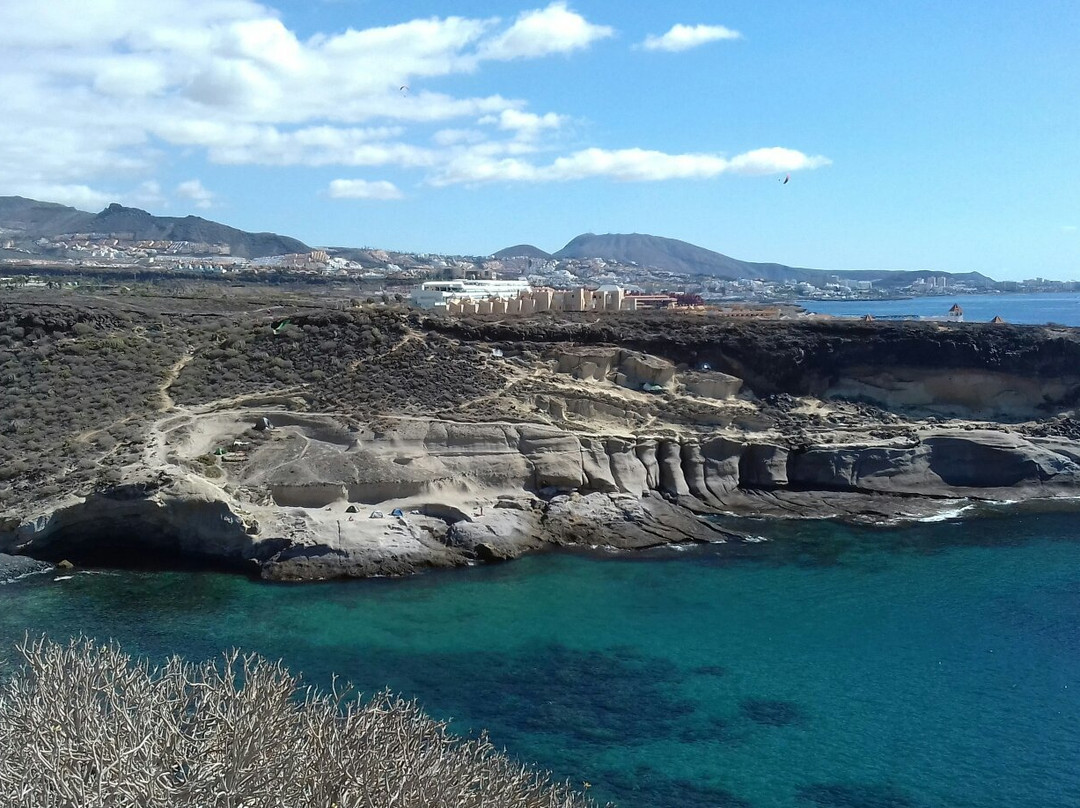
top-left (0, 289), bottom-right (509, 511)
top-left (4, 281), bottom-right (1080, 515)
top-left (0, 301), bottom-right (189, 500)
top-left (169, 309), bottom-right (509, 416)
top-left (0, 636), bottom-right (604, 808)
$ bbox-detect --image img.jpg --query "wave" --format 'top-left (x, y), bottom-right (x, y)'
top-left (911, 504), bottom-right (977, 523)
top-left (0, 568), bottom-right (51, 586)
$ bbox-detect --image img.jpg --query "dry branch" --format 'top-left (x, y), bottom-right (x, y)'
top-left (0, 636), bottom-right (608, 808)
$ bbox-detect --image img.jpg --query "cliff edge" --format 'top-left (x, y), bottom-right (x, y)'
top-left (3, 293), bottom-right (1080, 579)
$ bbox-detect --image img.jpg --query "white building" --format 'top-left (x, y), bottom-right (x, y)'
top-left (410, 278), bottom-right (532, 309)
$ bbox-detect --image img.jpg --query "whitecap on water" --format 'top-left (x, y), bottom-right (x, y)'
top-left (0, 570), bottom-right (48, 586)
top-left (914, 504), bottom-right (976, 523)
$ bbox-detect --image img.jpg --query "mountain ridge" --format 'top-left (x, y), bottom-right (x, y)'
top-left (543, 232), bottom-right (997, 287)
top-left (0, 197), bottom-right (309, 259)
top-left (0, 195), bottom-right (996, 285)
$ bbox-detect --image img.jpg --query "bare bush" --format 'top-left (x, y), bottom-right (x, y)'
top-left (0, 637), bottom-right (605, 808)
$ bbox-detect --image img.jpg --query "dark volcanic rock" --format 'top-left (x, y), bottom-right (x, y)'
top-left (0, 553), bottom-right (51, 583)
top-left (431, 315), bottom-right (1080, 419)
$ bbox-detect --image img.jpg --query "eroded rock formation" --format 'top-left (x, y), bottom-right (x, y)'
top-left (4, 304), bottom-right (1080, 580)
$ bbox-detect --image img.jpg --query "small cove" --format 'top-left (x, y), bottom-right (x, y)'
top-left (3, 511), bottom-right (1080, 808)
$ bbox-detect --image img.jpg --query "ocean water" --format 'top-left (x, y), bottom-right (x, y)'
top-left (798, 292), bottom-right (1080, 326)
top-left (3, 511), bottom-right (1080, 808)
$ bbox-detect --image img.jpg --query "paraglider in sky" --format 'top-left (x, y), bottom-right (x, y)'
top-left (780, 173), bottom-right (790, 184)
top-left (399, 85), bottom-right (410, 96)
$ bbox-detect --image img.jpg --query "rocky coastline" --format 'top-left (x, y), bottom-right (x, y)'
top-left (4, 293), bottom-right (1080, 581)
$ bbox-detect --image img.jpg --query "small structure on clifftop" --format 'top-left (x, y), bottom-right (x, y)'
top-left (990, 315), bottom-right (1006, 324)
top-left (948, 304), bottom-right (964, 323)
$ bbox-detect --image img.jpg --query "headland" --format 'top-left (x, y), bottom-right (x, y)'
top-left (3, 285), bottom-right (1080, 580)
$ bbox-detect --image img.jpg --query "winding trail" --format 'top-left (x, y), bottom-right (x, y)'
top-left (157, 354), bottom-right (193, 412)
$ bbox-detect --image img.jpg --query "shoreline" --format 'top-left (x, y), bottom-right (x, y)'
top-left (8, 492), bottom-right (1080, 584)
top-left (4, 294), bottom-right (1080, 581)
top-left (6, 453), bottom-right (1080, 582)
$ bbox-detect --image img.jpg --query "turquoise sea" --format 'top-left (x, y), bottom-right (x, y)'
top-left (4, 509), bottom-right (1080, 808)
top-left (798, 292), bottom-right (1080, 326)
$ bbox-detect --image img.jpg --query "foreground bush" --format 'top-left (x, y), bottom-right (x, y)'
top-left (0, 637), bottom-right (604, 808)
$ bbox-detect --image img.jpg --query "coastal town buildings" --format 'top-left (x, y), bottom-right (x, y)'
top-left (3, 232), bottom-right (1075, 302)
top-left (410, 278), bottom-right (532, 309)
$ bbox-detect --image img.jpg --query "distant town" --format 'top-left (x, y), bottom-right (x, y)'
top-left (2, 232), bottom-right (1075, 304)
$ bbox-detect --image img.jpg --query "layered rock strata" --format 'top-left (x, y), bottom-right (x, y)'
top-left (5, 416), bottom-right (1079, 580)
top-left (5, 306), bottom-right (1080, 580)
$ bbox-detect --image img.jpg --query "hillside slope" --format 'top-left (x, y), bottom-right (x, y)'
top-left (551, 232), bottom-right (997, 288)
top-left (0, 197), bottom-right (310, 259)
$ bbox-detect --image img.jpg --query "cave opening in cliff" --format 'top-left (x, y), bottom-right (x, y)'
top-left (30, 526), bottom-right (260, 576)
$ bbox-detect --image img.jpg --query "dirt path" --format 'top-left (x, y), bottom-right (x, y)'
top-left (157, 354), bottom-right (193, 412)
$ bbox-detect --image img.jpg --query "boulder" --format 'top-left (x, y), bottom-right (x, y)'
top-left (616, 352), bottom-right (676, 391)
top-left (555, 347), bottom-right (620, 381)
top-left (681, 371), bottom-right (743, 400)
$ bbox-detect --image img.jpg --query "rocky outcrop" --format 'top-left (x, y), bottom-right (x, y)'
top-left (681, 371), bottom-right (743, 400)
top-left (441, 317), bottom-right (1080, 420)
top-left (556, 346), bottom-right (677, 392)
top-left (6, 304), bottom-right (1080, 582)
top-left (540, 492), bottom-right (736, 549)
top-left (445, 503), bottom-right (546, 561)
top-left (556, 347), bottom-right (620, 382)
top-left (6, 415), bottom-right (1080, 581)
top-left (783, 429), bottom-right (1080, 497)
top-left (615, 352), bottom-right (675, 391)
top-left (0, 474), bottom-right (271, 571)
top-left (0, 553), bottom-right (51, 584)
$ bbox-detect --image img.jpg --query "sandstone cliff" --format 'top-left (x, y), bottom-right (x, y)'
top-left (3, 297), bottom-right (1080, 579)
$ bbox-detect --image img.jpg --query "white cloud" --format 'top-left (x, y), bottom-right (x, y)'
top-left (7, 183), bottom-right (113, 211)
top-left (0, 1), bottom-right (827, 205)
top-left (490, 109), bottom-right (565, 137)
top-left (327, 179), bottom-right (404, 200)
top-left (727, 147), bottom-right (831, 175)
top-left (176, 179), bottom-right (215, 208)
top-left (431, 146), bottom-right (829, 185)
top-left (129, 180), bottom-right (167, 208)
top-left (479, 3), bottom-right (613, 60)
top-left (431, 128), bottom-right (487, 146)
top-left (642, 23), bottom-right (741, 52)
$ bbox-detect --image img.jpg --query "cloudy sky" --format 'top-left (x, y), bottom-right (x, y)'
top-left (2, 0), bottom-right (1077, 279)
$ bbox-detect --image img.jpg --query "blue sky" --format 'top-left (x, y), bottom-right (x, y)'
top-left (2, 1), bottom-right (1077, 280)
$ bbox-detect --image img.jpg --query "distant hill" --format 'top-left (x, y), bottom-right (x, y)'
top-left (492, 244), bottom-right (552, 260)
top-left (550, 232), bottom-right (997, 288)
top-left (0, 197), bottom-right (91, 236)
top-left (554, 232), bottom-right (811, 282)
top-left (0, 197), bottom-right (309, 259)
